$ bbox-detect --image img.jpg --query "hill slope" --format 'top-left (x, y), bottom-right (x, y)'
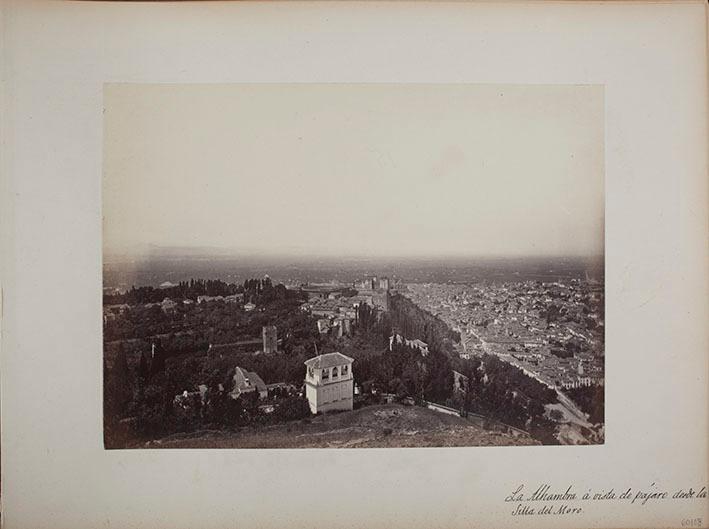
top-left (146, 404), bottom-right (539, 448)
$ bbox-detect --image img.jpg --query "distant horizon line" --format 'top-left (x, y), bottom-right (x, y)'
top-left (103, 250), bottom-right (604, 264)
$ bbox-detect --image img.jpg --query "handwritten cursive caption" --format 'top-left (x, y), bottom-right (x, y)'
top-left (505, 483), bottom-right (707, 523)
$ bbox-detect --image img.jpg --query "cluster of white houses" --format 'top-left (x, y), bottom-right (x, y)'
top-left (389, 333), bottom-right (429, 356)
top-left (506, 352), bottom-right (604, 391)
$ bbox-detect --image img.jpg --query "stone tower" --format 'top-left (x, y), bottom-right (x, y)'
top-left (262, 325), bottom-right (277, 354)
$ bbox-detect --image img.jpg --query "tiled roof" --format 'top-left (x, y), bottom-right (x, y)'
top-left (247, 370), bottom-right (267, 393)
top-left (304, 352), bottom-right (354, 369)
top-left (233, 367), bottom-right (267, 393)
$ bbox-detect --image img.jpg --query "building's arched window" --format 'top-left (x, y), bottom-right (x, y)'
top-left (332, 366), bottom-right (339, 378)
top-left (322, 369), bottom-right (329, 380)
top-left (342, 364), bottom-right (348, 375)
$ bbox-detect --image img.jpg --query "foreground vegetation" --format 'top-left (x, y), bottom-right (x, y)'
top-left (104, 279), bottom-right (565, 447)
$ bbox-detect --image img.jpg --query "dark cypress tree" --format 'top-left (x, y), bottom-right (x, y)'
top-left (150, 339), bottom-right (165, 376)
top-left (114, 344), bottom-right (131, 410)
top-left (138, 350), bottom-right (149, 380)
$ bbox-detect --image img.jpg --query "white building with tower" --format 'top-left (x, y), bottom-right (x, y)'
top-left (304, 352), bottom-right (354, 414)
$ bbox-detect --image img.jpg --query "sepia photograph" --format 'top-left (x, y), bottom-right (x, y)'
top-left (102, 83), bottom-right (605, 449)
top-left (4, 2), bottom-right (707, 527)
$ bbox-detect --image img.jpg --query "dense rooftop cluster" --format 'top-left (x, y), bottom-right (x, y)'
top-left (405, 278), bottom-right (604, 391)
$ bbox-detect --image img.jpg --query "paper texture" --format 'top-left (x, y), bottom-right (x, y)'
top-left (1, 1), bottom-right (707, 528)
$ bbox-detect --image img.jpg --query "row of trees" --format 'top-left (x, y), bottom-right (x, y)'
top-left (104, 279), bottom-right (242, 305)
top-left (104, 278), bottom-right (571, 447)
top-left (388, 294), bottom-right (461, 356)
top-left (356, 302), bottom-right (393, 341)
top-left (353, 341), bottom-right (454, 404)
top-left (104, 303), bottom-right (194, 342)
top-left (104, 278), bottom-right (319, 447)
top-left (243, 277), bottom-right (295, 305)
top-left (104, 354), bottom-right (312, 448)
top-left (104, 279), bottom-right (312, 345)
top-left (451, 354), bottom-right (558, 444)
top-left (566, 385), bottom-right (604, 424)
top-left (104, 344), bottom-right (315, 447)
top-left (377, 294), bottom-right (559, 443)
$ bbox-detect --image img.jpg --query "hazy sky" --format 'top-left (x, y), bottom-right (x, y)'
top-left (103, 84), bottom-right (604, 259)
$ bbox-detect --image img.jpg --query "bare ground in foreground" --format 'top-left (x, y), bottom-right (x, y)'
top-left (144, 404), bottom-right (540, 448)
